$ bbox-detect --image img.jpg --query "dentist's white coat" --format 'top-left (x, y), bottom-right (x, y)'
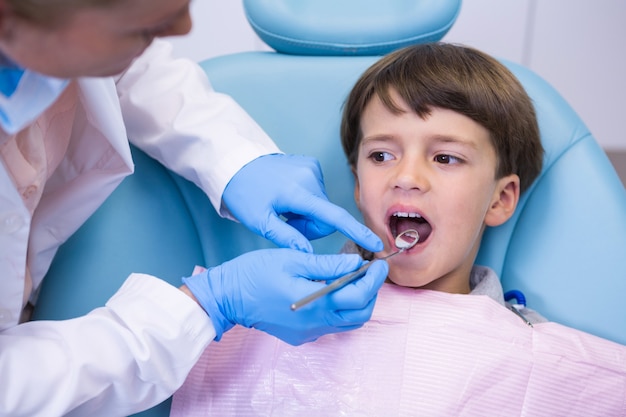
top-left (0, 40), bottom-right (280, 416)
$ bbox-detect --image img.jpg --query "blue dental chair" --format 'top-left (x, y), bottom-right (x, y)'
top-left (32, 1), bottom-right (626, 416)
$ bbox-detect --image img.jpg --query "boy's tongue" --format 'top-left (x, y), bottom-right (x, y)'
top-left (395, 217), bottom-right (431, 243)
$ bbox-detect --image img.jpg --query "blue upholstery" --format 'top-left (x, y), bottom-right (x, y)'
top-left (31, 1), bottom-right (626, 416)
top-left (243, 0), bottom-right (461, 56)
top-left (478, 61), bottom-right (626, 343)
top-left (199, 53), bottom-right (626, 346)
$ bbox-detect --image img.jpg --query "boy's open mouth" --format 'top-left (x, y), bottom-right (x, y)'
top-left (390, 212), bottom-right (432, 244)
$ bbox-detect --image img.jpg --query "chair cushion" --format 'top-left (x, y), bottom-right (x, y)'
top-left (243, 0), bottom-right (461, 55)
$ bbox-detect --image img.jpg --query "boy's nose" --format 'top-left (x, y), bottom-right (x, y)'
top-left (392, 157), bottom-right (430, 192)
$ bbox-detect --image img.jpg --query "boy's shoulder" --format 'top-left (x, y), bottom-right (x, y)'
top-left (472, 265), bottom-right (547, 324)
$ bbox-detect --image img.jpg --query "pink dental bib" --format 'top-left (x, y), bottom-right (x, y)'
top-left (171, 284), bottom-right (626, 416)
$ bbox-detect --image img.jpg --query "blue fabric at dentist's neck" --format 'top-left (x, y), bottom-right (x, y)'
top-left (0, 54), bottom-right (25, 97)
top-left (0, 68), bottom-right (26, 97)
top-left (0, 56), bottom-right (69, 134)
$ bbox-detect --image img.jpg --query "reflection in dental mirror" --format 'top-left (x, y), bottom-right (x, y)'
top-left (394, 229), bottom-right (419, 251)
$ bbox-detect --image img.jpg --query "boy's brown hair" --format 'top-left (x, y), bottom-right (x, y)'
top-left (341, 42), bottom-right (543, 194)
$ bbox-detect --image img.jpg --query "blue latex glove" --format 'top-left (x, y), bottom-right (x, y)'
top-left (182, 248), bottom-right (389, 345)
top-left (222, 154), bottom-right (383, 253)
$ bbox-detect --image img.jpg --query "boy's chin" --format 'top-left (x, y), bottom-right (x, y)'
top-left (385, 271), bottom-right (421, 288)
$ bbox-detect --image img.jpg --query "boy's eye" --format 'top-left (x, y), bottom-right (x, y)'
top-left (434, 154), bottom-right (461, 164)
top-left (368, 151), bottom-right (393, 163)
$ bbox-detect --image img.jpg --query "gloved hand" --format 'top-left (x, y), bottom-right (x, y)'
top-left (182, 248), bottom-right (389, 345)
top-left (222, 154), bottom-right (383, 253)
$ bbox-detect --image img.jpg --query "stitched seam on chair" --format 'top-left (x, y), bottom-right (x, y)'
top-left (500, 130), bottom-right (595, 274)
top-left (530, 128), bottom-right (592, 198)
top-left (247, 20), bottom-right (457, 55)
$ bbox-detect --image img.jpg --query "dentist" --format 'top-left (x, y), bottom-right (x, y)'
top-left (0, 0), bottom-right (388, 415)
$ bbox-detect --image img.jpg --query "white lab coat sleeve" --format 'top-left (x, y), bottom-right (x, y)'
top-left (115, 39), bottom-right (282, 218)
top-left (0, 274), bottom-right (215, 417)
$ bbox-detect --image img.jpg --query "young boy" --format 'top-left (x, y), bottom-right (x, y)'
top-left (340, 41), bottom-right (544, 317)
top-left (171, 43), bottom-right (626, 416)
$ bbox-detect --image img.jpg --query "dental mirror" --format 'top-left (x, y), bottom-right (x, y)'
top-left (290, 229), bottom-right (419, 311)
top-left (394, 228), bottom-right (419, 251)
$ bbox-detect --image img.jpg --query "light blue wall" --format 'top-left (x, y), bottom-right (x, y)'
top-left (168, 0), bottom-right (626, 151)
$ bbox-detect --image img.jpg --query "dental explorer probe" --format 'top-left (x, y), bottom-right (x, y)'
top-left (290, 229), bottom-right (419, 311)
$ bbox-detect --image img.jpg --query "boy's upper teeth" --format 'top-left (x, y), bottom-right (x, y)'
top-left (393, 211), bottom-right (422, 218)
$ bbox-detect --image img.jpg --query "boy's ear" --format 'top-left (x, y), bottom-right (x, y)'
top-left (485, 174), bottom-right (520, 227)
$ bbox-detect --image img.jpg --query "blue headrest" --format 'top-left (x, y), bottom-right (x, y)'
top-left (243, 0), bottom-right (462, 56)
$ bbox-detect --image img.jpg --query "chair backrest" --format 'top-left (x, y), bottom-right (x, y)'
top-left (196, 0), bottom-right (625, 345)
